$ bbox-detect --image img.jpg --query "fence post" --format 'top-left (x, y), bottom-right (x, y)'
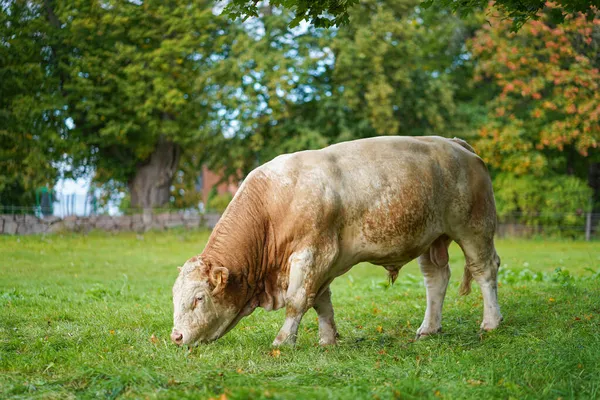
top-left (585, 212), bottom-right (592, 241)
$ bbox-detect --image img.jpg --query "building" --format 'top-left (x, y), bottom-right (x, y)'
top-left (197, 165), bottom-right (240, 206)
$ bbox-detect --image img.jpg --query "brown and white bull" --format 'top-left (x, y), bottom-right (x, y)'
top-left (171, 136), bottom-right (502, 347)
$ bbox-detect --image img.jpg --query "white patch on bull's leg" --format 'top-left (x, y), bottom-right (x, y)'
top-left (272, 249), bottom-right (315, 347)
top-left (272, 307), bottom-right (303, 347)
top-left (416, 256), bottom-right (450, 338)
top-left (458, 239), bottom-right (503, 332)
top-left (467, 257), bottom-right (502, 331)
top-left (272, 289), bottom-right (313, 347)
top-left (474, 269), bottom-right (502, 331)
top-left (313, 287), bottom-right (337, 346)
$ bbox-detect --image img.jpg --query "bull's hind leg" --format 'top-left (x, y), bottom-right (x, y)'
top-left (458, 236), bottom-right (502, 331)
top-left (416, 236), bottom-right (451, 338)
top-left (313, 286), bottom-right (338, 346)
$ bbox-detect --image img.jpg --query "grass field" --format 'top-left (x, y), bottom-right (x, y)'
top-left (1, 230), bottom-right (599, 399)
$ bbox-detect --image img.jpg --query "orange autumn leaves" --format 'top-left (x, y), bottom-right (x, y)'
top-left (471, 3), bottom-right (599, 175)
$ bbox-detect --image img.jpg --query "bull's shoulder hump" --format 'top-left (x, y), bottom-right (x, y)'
top-left (256, 154), bottom-right (297, 182)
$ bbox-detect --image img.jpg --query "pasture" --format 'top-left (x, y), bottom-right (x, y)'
top-left (1, 230), bottom-right (599, 399)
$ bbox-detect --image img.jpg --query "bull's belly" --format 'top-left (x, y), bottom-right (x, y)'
top-left (336, 227), bottom-right (438, 273)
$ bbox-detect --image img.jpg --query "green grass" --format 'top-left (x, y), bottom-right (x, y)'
top-left (1, 231), bottom-right (599, 399)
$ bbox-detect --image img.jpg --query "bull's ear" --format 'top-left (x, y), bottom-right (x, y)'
top-left (210, 266), bottom-right (229, 295)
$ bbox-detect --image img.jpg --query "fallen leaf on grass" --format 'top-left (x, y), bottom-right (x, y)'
top-left (376, 326), bottom-right (383, 333)
top-left (236, 368), bottom-right (243, 374)
top-left (467, 379), bottom-right (483, 386)
top-left (150, 334), bottom-right (158, 344)
top-left (270, 349), bottom-right (281, 358)
top-left (549, 298), bottom-right (555, 303)
top-left (109, 330), bottom-right (115, 335)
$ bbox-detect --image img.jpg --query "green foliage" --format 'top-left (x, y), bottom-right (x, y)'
top-left (170, 149), bottom-right (204, 210)
top-left (207, 192), bottom-right (233, 213)
top-left (117, 193), bottom-right (133, 215)
top-left (196, 8), bottom-right (335, 177)
top-left (205, 1), bottom-right (483, 177)
top-left (224, 0), bottom-right (598, 30)
top-left (494, 173), bottom-right (592, 237)
top-left (55, 0), bottom-right (237, 187)
top-left (472, 5), bottom-right (600, 179)
top-left (1, 233), bottom-right (599, 398)
top-left (329, 1), bottom-right (478, 138)
top-left (0, 1), bottom-right (67, 206)
top-left (2, 0), bottom-right (598, 213)
top-left (424, 0), bottom-right (598, 31)
top-left (224, 0), bottom-right (359, 28)
top-left (497, 265), bottom-right (595, 287)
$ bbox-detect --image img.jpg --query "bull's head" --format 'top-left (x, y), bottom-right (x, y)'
top-left (171, 258), bottom-right (241, 346)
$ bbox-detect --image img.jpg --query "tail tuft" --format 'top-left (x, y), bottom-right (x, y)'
top-left (388, 269), bottom-right (399, 285)
top-left (459, 266), bottom-right (473, 296)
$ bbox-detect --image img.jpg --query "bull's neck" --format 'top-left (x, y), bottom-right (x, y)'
top-left (200, 187), bottom-right (272, 306)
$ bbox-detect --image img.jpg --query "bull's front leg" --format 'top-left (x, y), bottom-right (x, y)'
top-left (272, 295), bottom-right (313, 347)
top-left (313, 286), bottom-right (338, 346)
top-left (272, 249), bottom-right (318, 347)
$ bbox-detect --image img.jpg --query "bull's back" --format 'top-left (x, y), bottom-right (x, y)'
top-left (258, 136), bottom-right (493, 265)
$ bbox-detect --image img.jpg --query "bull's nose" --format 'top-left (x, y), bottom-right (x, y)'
top-left (171, 330), bottom-right (183, 345)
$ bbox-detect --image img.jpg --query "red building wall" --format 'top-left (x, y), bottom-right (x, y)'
top-left (201, 165), bottom-right (239, 205)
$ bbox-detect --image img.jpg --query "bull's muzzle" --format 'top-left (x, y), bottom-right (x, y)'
top-left (171, 329), bottom-right (183, 345)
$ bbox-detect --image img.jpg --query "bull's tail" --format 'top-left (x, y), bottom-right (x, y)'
top-left (458, 266), bottom-right (473, 296)
top-left (458, 250), bottom-right (500, 296)
top-left (450, 137), bottom-right (476, 154)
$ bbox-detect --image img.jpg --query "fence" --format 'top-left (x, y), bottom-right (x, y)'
top-left (496, 211), bottom-right (599, 241)
top-left (0, 210), bottom-right (221, 235)
top-left (0, 207), bottom-right (598, 239)
top-left (1, 192), bottom-right (99, 218)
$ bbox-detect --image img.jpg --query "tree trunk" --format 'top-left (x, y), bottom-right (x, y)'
top-left (128, 137), bottom-right (181, 210)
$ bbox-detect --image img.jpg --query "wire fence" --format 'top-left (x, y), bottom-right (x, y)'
top-left (0, 201), bottom-right (598, 240)
top-left (497, 212), bottom-right (599, 241)
top-left (1, 192), bottom-right (99, 218)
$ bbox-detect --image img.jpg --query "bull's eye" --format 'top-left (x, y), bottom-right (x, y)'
top-left (193, 295), bottom-right (204, 308)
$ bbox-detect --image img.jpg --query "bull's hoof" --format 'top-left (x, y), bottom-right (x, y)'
top-left (415, 326), bottom-right (442, 340)
top-left (318, 329), bottom-right (339, 346)
top-left (318, 336), bottom-right (337, 346)
top-left (480, 316), bottom-right (503, 332)
top-left (272, 333), bottom-right (297, 347)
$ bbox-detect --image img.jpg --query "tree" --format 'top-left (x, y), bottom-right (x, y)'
top-left (429, 0), bottom-right (598, 31)
top-left (196, 6), bottom-right (333, 177)
top-left (224, 0), bottom-right (598, 30)
top-left (202, 0), bottom-right (482, 180)
top-left (0, 1), bottom-right (67, 208)
top-left (328, 0), bottom-right (478, 139)
top-left (44, 0), bottom-right (239, 209)
top-left (471, 5), bottom-right (600, 213)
